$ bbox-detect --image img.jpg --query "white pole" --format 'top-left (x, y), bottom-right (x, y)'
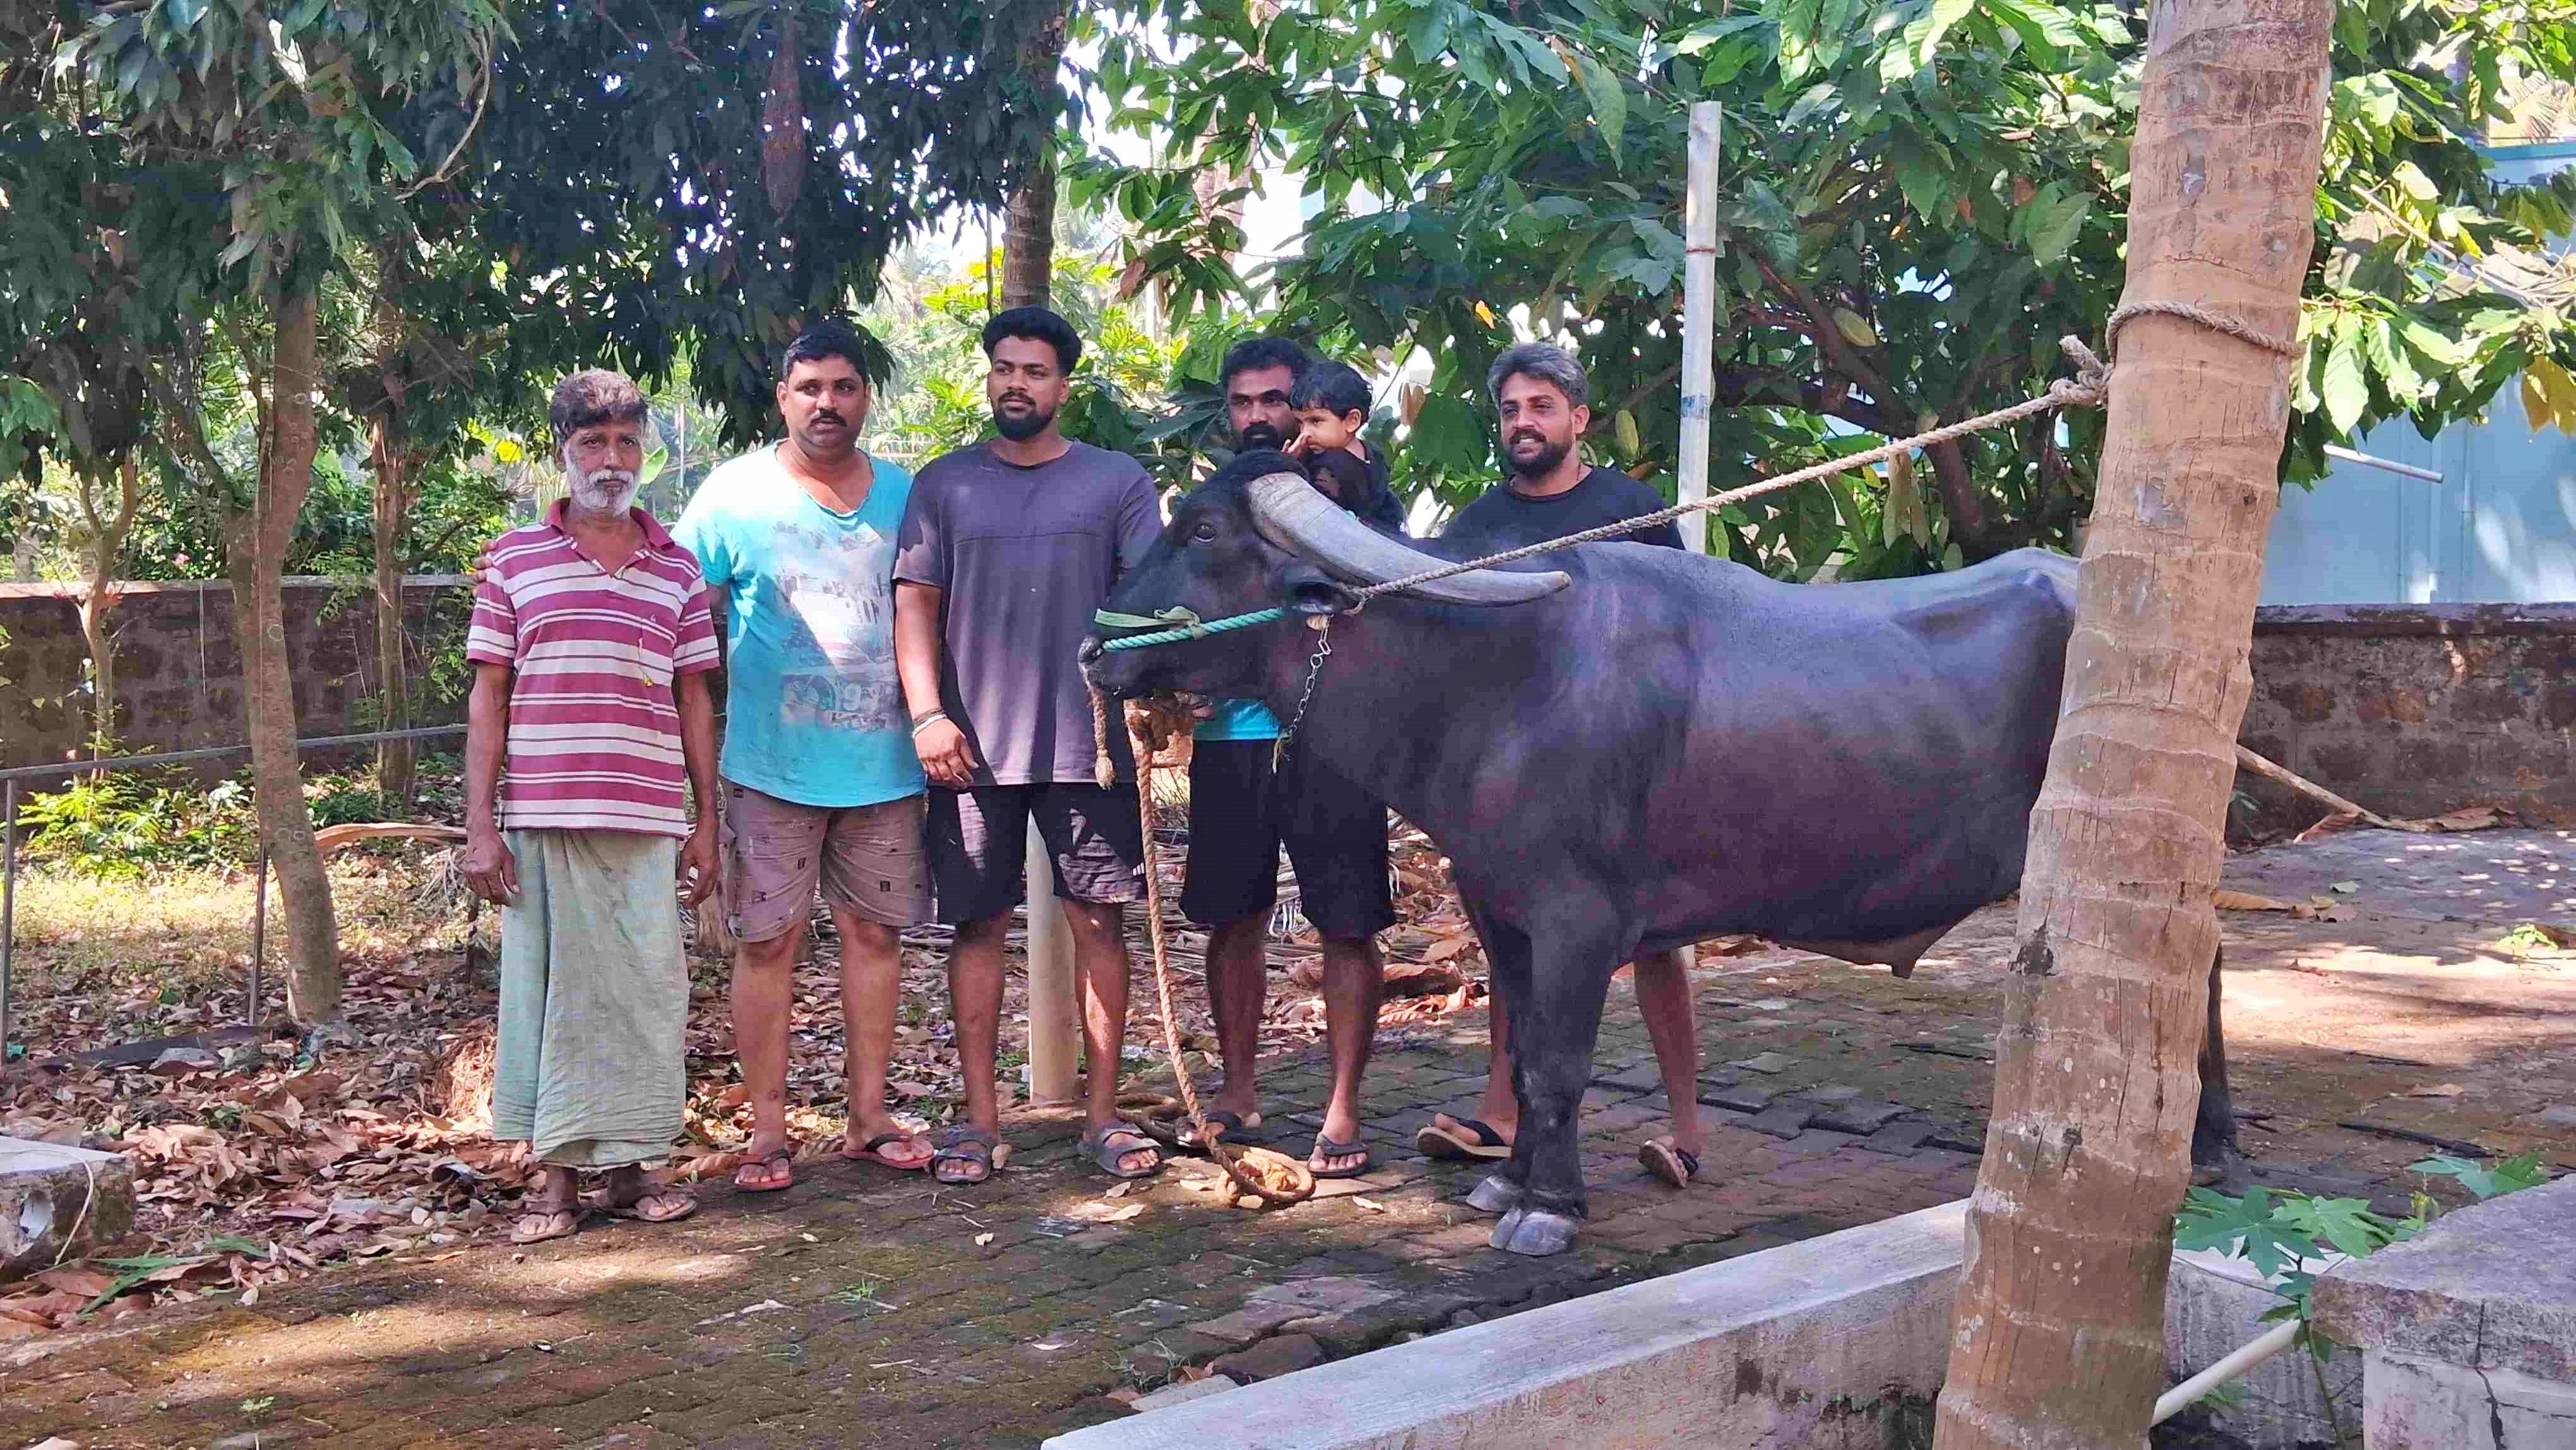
top-left (1678, 102), bottom-right (1724, 555)
top-left (2150, 1319), bottom-right (2299, 1426)
top-left (1023, 820), bottom-right (1081, 1105)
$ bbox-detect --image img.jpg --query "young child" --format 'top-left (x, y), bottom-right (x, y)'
top-left (1287, 359), bottom-right (1408, 532)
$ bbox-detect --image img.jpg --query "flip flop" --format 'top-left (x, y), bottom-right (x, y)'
top-left (1082, 1124), bottom-right (1165, 1180)
top-left (509, 1207), bottom-right (580, 1245)
top-left (1416, 1115), bottom-right (1513, 1161)
top-left (842, 1130), bottom-right (934, 1171)
top-left (930, 1125), bottom-right (999, 1186)
top-left (733, 1146), bottom-right (796, 1194)
top-left (1308, 1134), bottom-right (1373, 1180)
top-left (585, 1186), bottom-right (698, 1223)
top-left (1638, 1139), bottom-right (1701, 1190)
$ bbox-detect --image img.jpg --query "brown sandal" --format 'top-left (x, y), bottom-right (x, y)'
top-left (585, 1182), bottom-right (698, 1223)
top-left (511, 1167), bottom-right (581, 1243)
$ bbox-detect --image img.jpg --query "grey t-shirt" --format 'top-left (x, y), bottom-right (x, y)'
top-left (895, 440), bottom-right (1162, 785)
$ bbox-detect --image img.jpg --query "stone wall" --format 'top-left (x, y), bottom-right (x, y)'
top-left (2236, 603), bottom-right (2576, 836)
top-left (4, 583), bottom-right (2565, 829)
top-left (0, 577), bottom-right (475, 783)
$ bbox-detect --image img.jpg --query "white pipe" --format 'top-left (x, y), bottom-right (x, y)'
top-left (2323, 443), bottom-right (2443, 483)
top-left (1024, 820), bottom-right (1081, 1105)
top-left (1676, 102), bottom-right (1723, 554)
top-left (2149, 1317), bottom-right (2301, 1426)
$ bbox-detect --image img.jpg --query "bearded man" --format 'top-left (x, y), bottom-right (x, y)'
top-left (1421, 342), bottom-right (1710, 1192)
top-left (463, 369), bottom-right (721, 1243)
top-left (893, 306), bottom-right (1166, 1185)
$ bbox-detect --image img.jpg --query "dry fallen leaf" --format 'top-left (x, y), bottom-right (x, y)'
top-left (2214, 890), bottom-right (2293, 913)
top-left (2405, 1083), bottom-right (2466, 1098)
top-left (973, 1231), bottom-right (994, 1247)
top-left (1103, 1203), bottom-right (1145, 1222)
top-left (1351, 1196), bottom-right (1387, 1213)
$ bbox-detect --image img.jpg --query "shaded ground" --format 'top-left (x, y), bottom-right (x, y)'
top-left (3, 829), bottom-right (2572, 1449)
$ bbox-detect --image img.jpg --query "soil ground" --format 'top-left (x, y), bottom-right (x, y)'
top-left (3, 827), bottom-right (2571, 1449)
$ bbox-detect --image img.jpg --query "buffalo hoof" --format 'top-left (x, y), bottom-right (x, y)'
top-left (1489, 1206), bottom-right (1580, 1257)
top-left (1465, 1173), bottom-right (1524, 1216)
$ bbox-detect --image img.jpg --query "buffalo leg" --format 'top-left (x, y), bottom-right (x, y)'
top-left (2190, 942), bottom-right (2240, 1180)
top-left (1491, 919), bottom-right (1623, 1257)
top-left (1464, 904), bottom-right (1535, 1215)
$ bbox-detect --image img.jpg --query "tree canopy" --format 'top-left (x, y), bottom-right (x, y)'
top-left (1080, 0), bottom-right (2576, 573)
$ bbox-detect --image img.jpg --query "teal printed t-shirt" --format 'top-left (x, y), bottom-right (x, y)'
top-left (671, 446), bottom-right (926, 808)
top-left (1195, 697), bottom-right (1279, 741)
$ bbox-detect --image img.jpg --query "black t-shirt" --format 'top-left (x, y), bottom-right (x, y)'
top-left (1440, 465), bottom-right (1685, 552)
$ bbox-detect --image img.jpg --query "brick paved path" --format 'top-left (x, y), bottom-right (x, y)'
top-left (0, 962), bottom-right (1984, 1450)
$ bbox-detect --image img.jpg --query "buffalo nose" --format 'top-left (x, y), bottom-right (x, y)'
top-left (1077, 638), bottom-right (1104, 665)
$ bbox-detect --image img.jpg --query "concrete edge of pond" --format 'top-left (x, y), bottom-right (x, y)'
top-left (1048, 1200), bottom-right (1969, 1450)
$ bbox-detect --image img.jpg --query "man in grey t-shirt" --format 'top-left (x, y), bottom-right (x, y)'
top-left (893, 305), bottom-right (1165, 1186)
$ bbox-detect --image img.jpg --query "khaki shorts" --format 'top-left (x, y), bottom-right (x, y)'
top-left (720, 782), bottom-right (929, 942)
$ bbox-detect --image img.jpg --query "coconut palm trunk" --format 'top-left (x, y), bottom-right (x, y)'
top-left (1933, 0), bottom-right (2334, 1445)
top-left (998, 0), bottom-right (1068, 309)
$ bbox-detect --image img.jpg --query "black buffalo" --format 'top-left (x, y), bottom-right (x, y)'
top-left (1083, 452), bottom-right (2234, 1257)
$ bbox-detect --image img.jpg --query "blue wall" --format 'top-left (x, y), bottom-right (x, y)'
top-left (2260, 141), bottom-right (2576, 606)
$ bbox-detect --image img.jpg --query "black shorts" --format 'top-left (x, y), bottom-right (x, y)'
top-left (926, 782), bottom-right (1146, 926)
top-left (1179, 740), bottom-right (1395, 942)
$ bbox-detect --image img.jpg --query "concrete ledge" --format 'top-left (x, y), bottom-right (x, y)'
top-left (1047, 1201), bottom-right (1967, 1450)
top-left (2311, 1175), bottom-right (2576, 1384)
top-left (0, 1138), bottom-right (134, 1279)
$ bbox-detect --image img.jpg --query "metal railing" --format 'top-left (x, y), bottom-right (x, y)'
top-left (0, 723), bottom-right (468, 1064)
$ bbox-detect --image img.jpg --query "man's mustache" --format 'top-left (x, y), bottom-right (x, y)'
top-left (1239, 422), bottom-right (1287, 446)
top-left (1509, 431), bottom-right (1546, 446)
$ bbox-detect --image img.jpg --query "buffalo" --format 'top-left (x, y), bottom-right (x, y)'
top-left (1082, 452), bottom-right (2235, 1257)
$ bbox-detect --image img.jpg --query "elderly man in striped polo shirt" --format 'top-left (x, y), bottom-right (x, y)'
top-left (462, 369), bottom-right (722, 1245)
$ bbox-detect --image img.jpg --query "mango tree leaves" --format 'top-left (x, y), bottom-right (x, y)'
top-left (1082, 0), bottom-right (2576, 574)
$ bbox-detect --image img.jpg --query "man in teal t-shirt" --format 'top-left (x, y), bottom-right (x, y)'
top-left (1174, 337), bottom-right (1395, 1183)
top-left (669, 319), bottom-right (936, 1192)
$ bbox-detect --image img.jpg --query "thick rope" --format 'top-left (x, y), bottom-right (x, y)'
top-left (1097, 606), bottom-right (1287, 653)
top-left (1123, 697), bottom-right (1316, 1209)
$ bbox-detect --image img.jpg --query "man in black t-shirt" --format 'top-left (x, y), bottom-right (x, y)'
top-left (1418, 341), bottom-right (1708, 1191)
top-left (1440, 342), bottom-right (1685, 553)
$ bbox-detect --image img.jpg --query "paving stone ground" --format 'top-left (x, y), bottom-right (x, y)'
top-left (4, 828), bottom-right (2572, 1449)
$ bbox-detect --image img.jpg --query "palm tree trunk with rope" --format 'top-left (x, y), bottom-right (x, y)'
top-left (1932, 1), bottom-right (2334, 1446)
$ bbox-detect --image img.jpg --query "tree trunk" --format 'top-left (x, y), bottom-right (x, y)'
top-left (998, 1), bottom-right (1068, 309)
top-left (1933, 1), bottom-right (2331, 1446)
top-left (73, 459), bottom-right (138, 765)
top-left (227, 285), bottom-right (343, 1026)
top-left (370, 417), bottom-right (415, 808)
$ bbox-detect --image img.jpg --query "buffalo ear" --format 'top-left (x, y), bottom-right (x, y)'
top-left (1279, 561), bottom-right (1347, 618)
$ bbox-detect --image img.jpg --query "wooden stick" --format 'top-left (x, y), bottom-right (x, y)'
top-left (1676, 102), bottom-right (1722, 556)
top-left (2232, 743), bottom-right (2414, 832)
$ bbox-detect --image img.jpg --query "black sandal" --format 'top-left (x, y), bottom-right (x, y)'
top-left (1308, 1134), bottom-right (1373, 1179)
top-left (929, 1125), bottom-right (999, 1185)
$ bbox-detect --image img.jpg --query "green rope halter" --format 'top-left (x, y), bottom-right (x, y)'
top-left (1093, 604), bottom-right (1289, 651)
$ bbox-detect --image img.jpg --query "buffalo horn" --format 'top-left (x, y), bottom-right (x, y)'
top-left (1243, 472), bottom-right (1570, 606)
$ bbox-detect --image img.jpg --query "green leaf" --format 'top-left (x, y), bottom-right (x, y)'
top-left (2411, 1153), bottom-right (2551, 1201)
top-left (1907, 0), bottom-right (1978, 71)
top-left (1570, 51), bottom-right (1628, 167)
top-left (2281, 1195), bottom-right (2394, 1260)
top-left (2174, 1186), bottom-right (2323, 1279)
top-left (1888, 133), bottom-right (1951, 222)
top-left (2321, 316), bottom-right (2371, 435)
top-left (2364, 317), bottom-right (2419, 402)
top-left (2027, 189), bottom-right (2089, 265)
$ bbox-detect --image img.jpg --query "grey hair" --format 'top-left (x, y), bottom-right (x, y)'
top-left (1485, 342), bottom-right (1589, 411)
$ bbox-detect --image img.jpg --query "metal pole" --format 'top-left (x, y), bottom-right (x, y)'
top-left (1677, 101), bottom-right (1724, 555)
top-left (1023, 820), bottom-right (1080, 1105)
top-left (3, 779), bottom-right (18, 1064)
top-left (249, 849), bottom-right (267, 1025)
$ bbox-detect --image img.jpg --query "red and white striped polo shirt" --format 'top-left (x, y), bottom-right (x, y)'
top-left (466, 500), bottom-right (720, 837)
